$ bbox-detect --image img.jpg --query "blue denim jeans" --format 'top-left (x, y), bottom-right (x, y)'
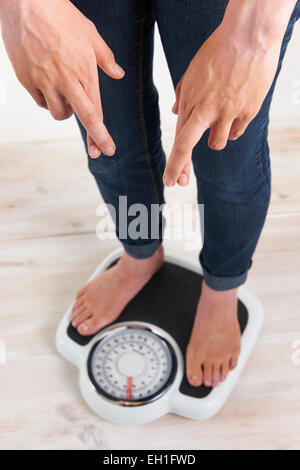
top-left (71, 0), bottom-right (300, 291)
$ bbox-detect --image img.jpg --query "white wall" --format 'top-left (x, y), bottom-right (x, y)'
top-left (0, 22), bottom-right (300, 144)
top-left (0, 35), bottom-right (80, 143)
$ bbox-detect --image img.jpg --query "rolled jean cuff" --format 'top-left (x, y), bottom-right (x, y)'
top-left (202, 266), bottom-right (248, 291)
top-left (122, 239), bottom-right (162, 259)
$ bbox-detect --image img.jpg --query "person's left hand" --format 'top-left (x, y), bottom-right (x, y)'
top-left (163, 17), bottom-right (283, 187)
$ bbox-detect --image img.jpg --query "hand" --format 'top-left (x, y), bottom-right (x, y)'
top-left (163, 2), bottom-right (288, 187)
top-left (0, 0), bottom-right (125, 158)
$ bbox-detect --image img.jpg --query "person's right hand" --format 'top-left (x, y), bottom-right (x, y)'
top-left (0, 0), bottom-right (125, 157)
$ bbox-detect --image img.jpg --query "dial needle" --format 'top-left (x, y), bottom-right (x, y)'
top-left (126, 376), bottom-right (133, 400)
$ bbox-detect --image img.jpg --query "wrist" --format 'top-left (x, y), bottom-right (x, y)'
top-left (223, 0), bottom-right (298, 50)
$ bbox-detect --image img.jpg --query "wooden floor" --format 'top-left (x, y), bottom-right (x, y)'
top-left (0, 128), bottom-right (300, 450)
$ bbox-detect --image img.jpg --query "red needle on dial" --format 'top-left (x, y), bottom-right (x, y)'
top-left (126, 376), bottom-right (133, 399)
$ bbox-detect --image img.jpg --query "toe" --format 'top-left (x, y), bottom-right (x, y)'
top-left (229, 356), bottom-right (238, 370)
top-left (220, 359), bottom-right (230, 381)
top-left (71, 297), bottom-right (86, 316)
top-left (76, 287), bottom-right (87, 300)
top-left (187, 361), bottom-right (203, 387)
top-left (212, 362), bottom-right (221, 387)
top-left (189, 371), bottom-right (203, 387)
top-left (203, 361), bottom-right (213, 387)
top-left (186, 347), bottom-right (203, 387)
top-left (72, 309), bottom-right (91, 327)
top-left (71, 303), bottom-right (87, 321)
top-left (77, 315), bottom-right (104, 336)
top-left (77, 317), bottom-right (93, 335)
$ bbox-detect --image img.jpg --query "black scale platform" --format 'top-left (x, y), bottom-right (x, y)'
top-left (67, 260), bottom-right (248, 399)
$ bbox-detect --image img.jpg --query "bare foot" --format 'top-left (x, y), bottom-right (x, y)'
top-left (186, 280), bottom-right (241, 388)
top-left (71, 246), bottom-right (164, 335)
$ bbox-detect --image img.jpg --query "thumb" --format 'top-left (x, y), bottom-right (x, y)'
top-left (172, 101), bottom-right (179, 114)
top-left (93, 31), bottom-right (125, 79)
top-left (172, 75), bottom-right (184, 114)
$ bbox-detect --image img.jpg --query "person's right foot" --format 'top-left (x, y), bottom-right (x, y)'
top-left (70, 246), bottom-right (164, 335)
top-left (186, 281), bottom-right (241, 388)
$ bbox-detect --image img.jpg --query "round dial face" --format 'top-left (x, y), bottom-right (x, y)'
top-left (88, 327), bottom-right (176, 403)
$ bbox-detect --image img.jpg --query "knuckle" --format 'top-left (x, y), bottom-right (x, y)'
top-left (102, 48), bottom-right (115, 65)
top-left (87, 19), bottom-right (97, 32)
top-left (51, 108), bottom-right (68, 121)
top-left (30, 67), bottom-right (42, 85)
top-left (243, 109), bottom-right (256, 121)
top-left (32, 62), bottom-right (50, 81)
top-left (194, 101), bottom-right (208, 119)
top-left (99, 136), bottom-right (111, 148)
top-left (85, 112), bottom-right (98, 129)
top-left (217, 115), bottom-right (232, 127)
top-left (193, 110), bottom-right (205, 123)
top-left (238, 112), bottom-right (249, 122)
top-left (221, 103), bottom-right (236, 119)
top-left (175, 138), bottom-right (190, 155)
top-left (180, 100), bottom-right (190, 116)
top-left (36, 99), bottom-right (47, 109)
top-left (57, 71), bottom-right (73, 90)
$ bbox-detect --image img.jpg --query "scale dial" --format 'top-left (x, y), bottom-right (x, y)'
top-left (88, 326), bottom-right (177, 404)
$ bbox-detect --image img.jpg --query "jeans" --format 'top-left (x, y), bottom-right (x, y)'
top-left (71, 0), bottom-right (300, 291)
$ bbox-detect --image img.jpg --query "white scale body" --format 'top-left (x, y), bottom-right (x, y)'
top-left (56, 248), bottom-right (264, 424)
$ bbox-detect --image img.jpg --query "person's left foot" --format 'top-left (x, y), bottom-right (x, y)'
top-left (186, 280), bottom-right (241, 388)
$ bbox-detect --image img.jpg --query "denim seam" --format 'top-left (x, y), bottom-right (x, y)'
top-left (137, 0), bottom-right (160, 206)
top-left (255, 122), bottom-right (266, 178)
top-left (93, 0), bottom-right (130, 212)
top-left (117, 1), bottom-right (162, 257)
top-left (256, 125), bottom-right (271, 202)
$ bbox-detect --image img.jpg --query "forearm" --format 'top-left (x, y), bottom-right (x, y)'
top-left (0, 0), bottom-right (68, 22)
top-left (224, 0), bottom-right (298, 48)
top-left (0, 0), bottom-right (28, 26)
top-left (0, 0), bottom-right (21, 19)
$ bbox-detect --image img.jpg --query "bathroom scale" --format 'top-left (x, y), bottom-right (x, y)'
top-left (56, 247), bottom-right (264, 424)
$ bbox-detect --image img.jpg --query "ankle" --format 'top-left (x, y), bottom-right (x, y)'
top-left (199, 281), bottom-right (238, 317)
top-left (121, 245), bottom-right (164, 277)
top-left (202, 280), bottom-right (238, 301)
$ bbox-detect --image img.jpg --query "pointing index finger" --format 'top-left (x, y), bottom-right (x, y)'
top-left (66, 82), bottom-right (115, 156)
top-left (163, 110), bottom-right (208, 186)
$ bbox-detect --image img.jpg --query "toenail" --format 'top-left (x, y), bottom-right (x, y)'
top-left (82, 323), bottom-right (89, 331)
top-left (191, 374), bottom-right (199, 382)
